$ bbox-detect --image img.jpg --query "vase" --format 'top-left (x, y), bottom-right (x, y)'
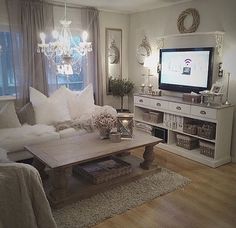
top-left (98, 127), bottom-right (111, 139)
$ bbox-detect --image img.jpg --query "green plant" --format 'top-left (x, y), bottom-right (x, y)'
top-left (109, 77), bottom-right (134, 112)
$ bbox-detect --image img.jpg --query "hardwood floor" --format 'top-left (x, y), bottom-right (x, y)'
top-left (94, 148), bottom-right (236, 228)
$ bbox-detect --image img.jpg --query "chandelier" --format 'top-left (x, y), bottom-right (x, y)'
top-left (37, 1), bottom-right (92, 74)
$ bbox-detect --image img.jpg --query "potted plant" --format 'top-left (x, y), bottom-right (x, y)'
top-left (109, 77), bottom-right (134, 112)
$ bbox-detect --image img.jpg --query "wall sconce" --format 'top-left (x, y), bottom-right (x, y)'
top-left (117, 113), bottom-right (134, 138)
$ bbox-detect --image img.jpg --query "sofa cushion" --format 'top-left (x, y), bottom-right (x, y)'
top-left (68, 84), bottom-right (95, 119)
top-left (30, 87), bottom-right (71, 125)
top-left (17, 102), bottom-right (36, 125)
top-left (0, 124), bottom-right (60, 153)
top-left (0, 102), bottom-right (21, 129)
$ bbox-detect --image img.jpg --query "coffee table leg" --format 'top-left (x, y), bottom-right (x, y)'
top-left (140, 145), bottom-right (155, 170)
top-left (32, 157), bottom-right (48, 179)
top-left (50, 168), bottom-right (68, 200)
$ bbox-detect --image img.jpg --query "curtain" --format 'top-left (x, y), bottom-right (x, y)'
top-left (6, 0), bottom-right (54, 108)
top-left (82, 8), bottom-right (103, 106)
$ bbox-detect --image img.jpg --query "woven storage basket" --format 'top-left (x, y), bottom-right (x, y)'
top-left (183, 123), bottom-right (198, 135)
top-left (149, 112), bottom-right (163, 124)
top-left (73, 156), bottom-right (132, 184)
top-left (176, 134), bottom-right (199, 150)
top-left (197, 124), bottom-right (216, 140)
top-left (143, 112), bottom-right (150, 122)
top-left (199, 141), bottom-right (215, 158)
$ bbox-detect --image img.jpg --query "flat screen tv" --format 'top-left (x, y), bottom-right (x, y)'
top-left (159, 47), bottom-right (213, 93)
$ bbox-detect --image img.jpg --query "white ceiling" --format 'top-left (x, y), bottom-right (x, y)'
top-left (57, 0), bottom-right (193, 13)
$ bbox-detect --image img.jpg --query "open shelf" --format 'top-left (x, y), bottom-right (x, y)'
top-left (157, 143), bottom-right (214, 165)
top-left (172, 129), bottom-right (216, 143)
top-left (135, 118), bottom-right (167, 129)
top-left (135, 118), bottom-right (216, 144)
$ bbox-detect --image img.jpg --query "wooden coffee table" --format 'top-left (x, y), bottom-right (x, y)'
top-left (25, 130), bottom-right (162, 208)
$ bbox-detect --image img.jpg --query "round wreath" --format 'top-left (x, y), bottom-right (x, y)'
top-left (177, 8), bottom-right (200, 33)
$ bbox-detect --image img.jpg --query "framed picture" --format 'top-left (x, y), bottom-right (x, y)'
top-left (210, 84), bottom-right (223, 94)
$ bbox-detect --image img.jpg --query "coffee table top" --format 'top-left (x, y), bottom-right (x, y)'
top-left (25, 130), bottom-right (162, 169)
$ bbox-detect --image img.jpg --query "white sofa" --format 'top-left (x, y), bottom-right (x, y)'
top-left (0, 85), bottom-right (116, 162)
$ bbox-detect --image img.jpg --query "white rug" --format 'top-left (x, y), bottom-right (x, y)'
top-left (53, 168), bottom-right (190, 228)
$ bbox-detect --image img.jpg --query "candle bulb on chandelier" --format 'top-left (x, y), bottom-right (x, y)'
top-left (39, 32), bottom-right (46, 44)
top-left (82, 31), bottom-right (88, 42)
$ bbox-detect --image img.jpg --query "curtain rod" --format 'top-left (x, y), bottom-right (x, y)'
top-left (44, 0), bottom-right (97, 10)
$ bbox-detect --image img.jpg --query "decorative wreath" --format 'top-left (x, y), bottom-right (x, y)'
top-left (177, 8), bottom-right (200, 33)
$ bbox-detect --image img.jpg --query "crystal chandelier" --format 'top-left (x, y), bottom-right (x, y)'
top-left (37, 1), bottom-right (92, 73)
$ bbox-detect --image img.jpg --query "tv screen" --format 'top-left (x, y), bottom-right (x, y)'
top-left (159, 47), bottom-right (213, 93)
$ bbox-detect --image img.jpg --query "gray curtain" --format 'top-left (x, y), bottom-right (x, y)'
top-left (6, 0), bottom-right (54, 108)
top-left (82, 8), bottom-right (103, 106)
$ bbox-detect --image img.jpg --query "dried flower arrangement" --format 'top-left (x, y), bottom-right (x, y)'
top-left (93, 112), bottom-right (117, 139)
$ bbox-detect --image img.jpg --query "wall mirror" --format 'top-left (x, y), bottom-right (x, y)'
top-left (105, 28), bottom-right (122, 94)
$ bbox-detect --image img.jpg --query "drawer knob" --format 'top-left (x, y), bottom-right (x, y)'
top-left (139, 99), bottom-right (143, 103)
top-left (200, 110), bottom-right (206, 115)
top-left (176, 106), bottom-right (182, 110)
top-left (156, 102), bottom-right (161, 106)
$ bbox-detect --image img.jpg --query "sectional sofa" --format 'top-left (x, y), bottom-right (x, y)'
top-left (0, 85), bottom-right (116, 161)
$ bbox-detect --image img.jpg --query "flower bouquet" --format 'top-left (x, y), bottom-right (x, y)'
top-left (94, 112), bottom-right (117, 139)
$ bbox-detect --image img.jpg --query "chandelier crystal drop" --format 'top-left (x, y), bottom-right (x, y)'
top-left (37, 1), bottom-right (92, 74)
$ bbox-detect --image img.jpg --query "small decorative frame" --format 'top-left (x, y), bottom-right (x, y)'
top-left (210, 83), bottom-right (223, 94)
top-left (177, 8), bottom-right (200, 33)
top-left (136, 36), bottom-right (151, 65)
top-left (117, 113), bottom-right (134, 139)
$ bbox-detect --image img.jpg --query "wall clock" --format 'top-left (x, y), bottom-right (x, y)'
top-left (136, 36), bottom-right (151, 65)
top-left (108, 40), bottom-right (120, 64)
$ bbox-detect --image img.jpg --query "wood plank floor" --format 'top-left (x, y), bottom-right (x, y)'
top-left (94, 148), bottom-right (236, 228)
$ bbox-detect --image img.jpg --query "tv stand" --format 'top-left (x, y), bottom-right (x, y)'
top-left (134, 94), bottom-right (234, 168)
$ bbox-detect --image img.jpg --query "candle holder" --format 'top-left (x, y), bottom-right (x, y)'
top-left (117, 113), bottom-right (134, 139)
top-left (140, 84), bottom-right (145, 94)
top-left (224, 72), bottom-right (230, 105)
top-left (148, 84), bottom-right (153, 94)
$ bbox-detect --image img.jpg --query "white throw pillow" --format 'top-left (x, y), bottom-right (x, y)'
top-left (30, 87), bottom-right (71, 125)
top-left (68, 84), bottom-right (95, 119)
top-left (0, 102), bottom-right (21, 129)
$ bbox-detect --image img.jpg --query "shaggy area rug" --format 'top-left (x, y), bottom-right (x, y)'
top-left (53, 168), bottom-right (190, 228)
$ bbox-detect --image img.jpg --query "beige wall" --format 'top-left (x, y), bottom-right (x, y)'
top-left (128, 0), bottom-right (236, 161)
top-left (99, 11), bottom-right (130, 110)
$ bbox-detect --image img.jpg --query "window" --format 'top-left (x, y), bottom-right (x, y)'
top-left (0, 31), bottom-right (16, 96)
top-left (56, 70), bottom-right (85, 91)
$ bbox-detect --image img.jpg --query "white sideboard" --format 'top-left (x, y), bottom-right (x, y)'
top-left (134, 94), bottom-right (234, 168)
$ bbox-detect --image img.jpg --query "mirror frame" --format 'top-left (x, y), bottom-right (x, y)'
top-left (105, 28), bottom-right (122, 95)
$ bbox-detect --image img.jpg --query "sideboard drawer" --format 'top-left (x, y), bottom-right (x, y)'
top-left (134, 96), bottom-right (150, 106)
top-left (191, 106), bottom-right (217, 120)
top-left (168, 102), bottom-right (191, 114)
top-left (150, 99), bottom-right (169, 110)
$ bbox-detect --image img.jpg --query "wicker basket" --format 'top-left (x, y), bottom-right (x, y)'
top-left (183, 123), bottom-right (198, 135)
top-left (143, 112), bottom-right (150, 122)
top-left (149, 112), bottom-right (163, 124)
top-left (199, 141), bottom-right (215, 158)
top-left (197, 124), bottom-right (216, 140)
top-left (176, 134), bottom-right (199, 150)
top-left (72, 156), bottom-right (132, 184)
